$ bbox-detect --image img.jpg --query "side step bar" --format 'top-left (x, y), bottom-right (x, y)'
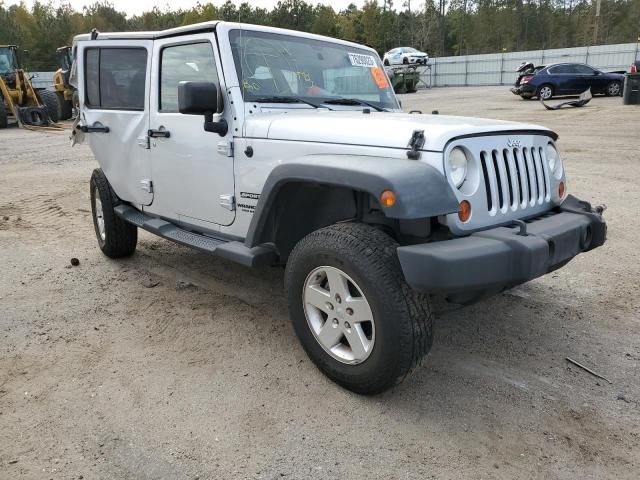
top-left (114, 204), bottom-right (277, 267)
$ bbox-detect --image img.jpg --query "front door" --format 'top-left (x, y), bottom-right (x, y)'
top-left (77, 40), bottom-right (154, 206)
top-left (146, 34), bottom-right (235, 228)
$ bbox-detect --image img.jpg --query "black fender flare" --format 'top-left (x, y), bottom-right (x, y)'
top-left (245, 155), bottom-right (459, 247)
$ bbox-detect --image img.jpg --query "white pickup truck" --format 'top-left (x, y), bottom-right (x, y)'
top-left (72, 22), bottom-right (606, 394)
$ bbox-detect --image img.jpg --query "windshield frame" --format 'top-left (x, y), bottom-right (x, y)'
top-left (224, 27), bottom-right (400, 111)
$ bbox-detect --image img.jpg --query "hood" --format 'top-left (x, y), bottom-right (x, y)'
top-left (244, 110), bottom-right (554, 152)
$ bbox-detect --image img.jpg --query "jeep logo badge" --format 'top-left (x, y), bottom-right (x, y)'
top-left (507, 138), bottom-right (522, 148)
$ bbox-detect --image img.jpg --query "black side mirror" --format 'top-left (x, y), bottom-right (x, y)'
top-left (178, 81), bottom-right (227, 136)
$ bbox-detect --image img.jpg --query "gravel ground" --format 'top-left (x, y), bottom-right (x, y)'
top-left (1, 87), bottom-right (639, 479)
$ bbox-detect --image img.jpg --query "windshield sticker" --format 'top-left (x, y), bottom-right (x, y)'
top-left (348, 53), bottom-right (377, 68)
top-left (370, 67), bottom-right (389, 89)
top-left (242, 79), bottom-right (260, 91)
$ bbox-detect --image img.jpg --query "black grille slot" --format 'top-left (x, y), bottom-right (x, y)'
top-left (503, 149), bottom-right (514, 208)
top-left (531, 147), bottom-right (541, 202)
top-left (492, 150), bottom-right (504, 209)
top-left (480, 151), bottom-right (492, 212)
top-left (522, 148), bottom-right (533, 202)
top-left (513, 148), bottom-right (524, 205)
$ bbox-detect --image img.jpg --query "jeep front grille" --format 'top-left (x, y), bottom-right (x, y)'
top-left (479, 146), bottom-right (551, 215)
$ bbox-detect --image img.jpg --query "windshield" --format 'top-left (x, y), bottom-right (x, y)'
top-left (402, 47), bottom-right (418, 53)
top-left (0, 48), bottom-right (18, 74)
top-left (229, 29), bottom-right (398, 110)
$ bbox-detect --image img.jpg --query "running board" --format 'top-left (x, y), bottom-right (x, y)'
top-left (114, 205), bottom-right (277, 267)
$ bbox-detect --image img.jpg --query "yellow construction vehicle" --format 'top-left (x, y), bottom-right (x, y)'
top-left (53, 46), bottom-right (77, 120)
top-left (0, 44), bottom-right (60, 129)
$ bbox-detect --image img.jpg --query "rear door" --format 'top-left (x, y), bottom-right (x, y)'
top-left (77, 40), bottom-right (153, 206)
top-left (146, 34), bottom-right (235, 227)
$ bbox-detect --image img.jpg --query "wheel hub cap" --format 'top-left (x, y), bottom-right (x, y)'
top-left (303, 266), bottom-right (375, 364)
top-left (94, 188), bottom-right (105, 241)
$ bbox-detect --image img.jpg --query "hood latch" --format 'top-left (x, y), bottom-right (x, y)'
top-left (407, 130), bottom-right (425, 160)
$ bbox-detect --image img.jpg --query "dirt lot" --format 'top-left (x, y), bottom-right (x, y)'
top-left (1, 87), bottom-right (639, 479)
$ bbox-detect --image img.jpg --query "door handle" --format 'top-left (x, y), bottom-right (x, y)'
top-left (80, 124), bottom-right (109, 133)
top-left (148, 128), bottom-right (170, 138)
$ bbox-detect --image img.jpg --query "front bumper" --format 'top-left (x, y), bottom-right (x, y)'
top-left (397, 195), bottom-right (606, 295)
top-left (408, 57), bottom-right (428, 65)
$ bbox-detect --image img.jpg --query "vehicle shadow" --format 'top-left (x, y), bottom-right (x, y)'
top-left (128, 233), bottom-right (586, 409)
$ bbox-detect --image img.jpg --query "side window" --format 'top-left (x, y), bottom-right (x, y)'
top-left (84, 48), bottom-right (147, 110)
top-left (549, 65), bottom-right (570, 74)
top-left (160, 42), bottom-right (218, 112)
top-left (574, 64), bottom-right (595, 74)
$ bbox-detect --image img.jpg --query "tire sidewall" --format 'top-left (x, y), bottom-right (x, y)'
top-left (287, 241), bottom-right (408, 390)
top-left (90, 175), bottom-right (107, 249)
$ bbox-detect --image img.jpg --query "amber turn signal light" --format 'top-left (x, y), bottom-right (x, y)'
top-left (458, 200), bottom-right (471, 222)
top-left (558, 181), bottom-right (566, 198)
top-left (380, 190), bottom-right (396, 207)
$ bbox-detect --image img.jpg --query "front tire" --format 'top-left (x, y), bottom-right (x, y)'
top-left (285, 223), bottom-right (433, 394)
top-left (605, 81), bottom-right (621, 97)
top-left (90, 169), bottom-right (137, 258)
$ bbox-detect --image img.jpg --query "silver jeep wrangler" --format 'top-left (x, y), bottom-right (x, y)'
top-left (72, 22), bottom-right (606, 394)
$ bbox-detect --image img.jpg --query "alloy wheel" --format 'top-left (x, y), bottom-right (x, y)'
top-left (539, 86), bottom-right (552, 100)
top-left (303, 266), bottom-right (375, 364)
top-left (94, 187), bottom-right (106, 241)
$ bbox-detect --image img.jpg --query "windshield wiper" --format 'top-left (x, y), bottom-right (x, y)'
top-left (323, 97), bottom-right (385, 112)
top-left (252, 96), bottom-right (326, 109)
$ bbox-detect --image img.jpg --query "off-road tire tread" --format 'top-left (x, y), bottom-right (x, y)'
top-left (90, 169), bottom-right (137, 258)
top-left (285, 222), bottom-right (433, 394)
top-left (0, 97), bottom-right (8, 128)
top-left (56, 91), bottom-right (73, 120)
top-left (39, 90), bottom-right (60, 123)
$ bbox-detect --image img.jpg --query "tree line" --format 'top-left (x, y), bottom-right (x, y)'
top-left (0, 0), bottom-right (638, 70)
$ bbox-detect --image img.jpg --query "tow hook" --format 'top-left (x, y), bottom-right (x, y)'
top-left (510, 219), bottom-right (528, 236)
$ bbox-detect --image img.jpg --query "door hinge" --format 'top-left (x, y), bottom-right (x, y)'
top-left (137, 135), bottom-right (150, 149)
top-left (219, 194), bottom-right (235, 211)
top-left (140, 179), bottom-right (153, 193)
top-left (217, 141), bottom-right (233, 157)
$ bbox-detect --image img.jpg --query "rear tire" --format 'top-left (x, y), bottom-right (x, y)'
top-left (383, 59), bottom-right (390, 66)
top-left (285, 222), bottom-right (433, 395)
top-left (605, 81), bottom-right (621, 97)
top-left (39, 90), bottom-right (60, 123)
top-left (90, 169), bottom-right (137, 258)
top-left (56, 91), bottom-right (73, 120)
top-left (536, 84), bottom-right (554, 100)
top-left (0, 98), bottom-right (8, 128)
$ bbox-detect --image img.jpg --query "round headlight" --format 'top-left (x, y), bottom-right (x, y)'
top-left (448, 147), bottom-right (468, 188)
top-left (546, 143), bottom-right (562, 179)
